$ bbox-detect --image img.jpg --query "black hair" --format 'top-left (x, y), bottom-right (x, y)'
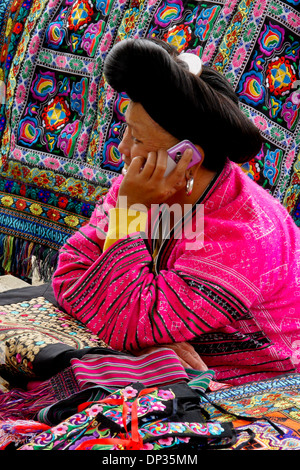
top-left (103, 38), bottom-right (263, 172)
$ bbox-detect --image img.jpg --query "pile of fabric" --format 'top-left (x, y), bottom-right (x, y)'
top-left (0, 283), bottom-right (300, 451)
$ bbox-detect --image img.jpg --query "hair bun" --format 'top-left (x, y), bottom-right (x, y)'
top-left (104, 39), bottom-right (179, 100)
top-left (104, 39), bottom-right (263, 171)
top-left (103, 38), bottom-right (192, 118)
top-left (104, 38), bottom-right (196, 142)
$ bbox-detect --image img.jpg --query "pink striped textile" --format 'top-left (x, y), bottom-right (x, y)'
top-left (70, 348), bottom-right (189, 388)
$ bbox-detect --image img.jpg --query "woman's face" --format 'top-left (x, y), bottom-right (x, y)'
top-left (118, 101), bottom-right (179, 169)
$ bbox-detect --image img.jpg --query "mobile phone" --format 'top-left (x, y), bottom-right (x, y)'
top-left (164, 140), bottom-right (202, 176)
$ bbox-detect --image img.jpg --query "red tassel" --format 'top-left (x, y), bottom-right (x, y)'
top-left (0, 419), bottom-right (51, 450)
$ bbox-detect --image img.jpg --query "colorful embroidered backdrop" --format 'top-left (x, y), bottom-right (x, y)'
top-left (0, 0), bottom-right (299, 281)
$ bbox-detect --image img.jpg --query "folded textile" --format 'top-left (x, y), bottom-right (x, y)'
top-left (12, 374), bottom-right (300, 451)
top-left (36, 352), bottom-right (216, 426)
top-left (36, 385), bottom-right (114, 426)
top-left (201, 373), bottom-right (300, 450)
top-left (186, 368), bottom-right (229, 392)
top-left (70, 348), bottom-right (190, 389)
top-left (0, 295), bottom-right (108, 380)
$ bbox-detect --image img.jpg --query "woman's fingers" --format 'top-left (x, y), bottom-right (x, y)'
top-left (170, 342), bottom-right (208, 371)
top-left (132, 342), bottom-right (208, 371)
top-left (128, 155), bottom-right (147, 174)
top-left (126, 148), bottom-right (192, 183)
top-left (119, 148), bottom-right (194, 208)
top-left (140, 151), bottom-right (157, 178)
top-left (150, 149), bottom-right (168, 178)
top-left (171, 148), bottom-right (193, 176)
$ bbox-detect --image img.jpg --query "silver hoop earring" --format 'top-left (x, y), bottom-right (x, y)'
top-left (186, 176), bottom-right (194, 196)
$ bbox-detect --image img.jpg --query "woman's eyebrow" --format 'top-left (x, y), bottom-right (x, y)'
top-left (126, 120), bottom-right (142, 136)
top-left (125, 119), bottom-right (136, 130)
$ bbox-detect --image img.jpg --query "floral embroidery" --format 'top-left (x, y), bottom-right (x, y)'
top-left (121, 386), bottom-right (139, 399)
top-left (163, 24), bottom-right (192, 52)
top-left (0, 297), bottom-right (105, 377)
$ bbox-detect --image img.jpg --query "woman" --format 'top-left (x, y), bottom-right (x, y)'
top-left (52, 38), bottom-right (300, 385)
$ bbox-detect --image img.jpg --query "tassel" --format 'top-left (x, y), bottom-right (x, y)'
top-left (0, 419), bottom-right (51, 450)
top-left (2, 235), bottom-right (14, 273)
top-left (24, 242), bottom-right (35, 279)
top-left (0, 234), bottom-right (58, 283)
top-left (32, 245), bottom-right (58, 282)
top-left (0, 235), bottom-right (33, 282)
top-left (0, 233), bottom-right (6, 275)
top-left (0, 381), bottom-right (58, 421)
top-left (0, 367), bottom-right (80, 422)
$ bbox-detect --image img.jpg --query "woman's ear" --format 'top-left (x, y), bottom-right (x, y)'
top-left (195, 144), bottom-right (204, 164)
top-left (185, 144), bottom-right (204, 180)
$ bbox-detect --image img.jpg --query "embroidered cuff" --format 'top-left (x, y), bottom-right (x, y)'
top-left (103, 207), bottom-right (148, 251)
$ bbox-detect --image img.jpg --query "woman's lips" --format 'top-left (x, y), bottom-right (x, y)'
top-left (122, 155), bottom-right (130, 165)
top-left (121, 155), bottom-right (129, 175)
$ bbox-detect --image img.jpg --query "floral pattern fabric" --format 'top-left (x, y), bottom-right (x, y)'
top-left (202, 373), bottom-right (300, 450)
top-left (0, 296), bottom-right (106, 377)
top-left (18, 374), bottom-right (300, 451)
top-left (19, 382), bottom-right (234, 450)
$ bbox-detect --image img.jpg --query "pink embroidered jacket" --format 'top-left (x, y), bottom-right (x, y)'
top-left (52, 161), bottom-right (300, 385)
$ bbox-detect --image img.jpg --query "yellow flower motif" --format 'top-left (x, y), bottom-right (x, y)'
top-left (5, 18), bottom-right (12, 37)
top-left (64, 215), bottom-right (79, 227)
top-left (31, 0), bottom-right (43, 15)
top-left (30, 203), bottom-right (43, 215)
top-left (1, 128), bottom-right (10, 148)
top-left (1, 195), bottom-right (13, 207)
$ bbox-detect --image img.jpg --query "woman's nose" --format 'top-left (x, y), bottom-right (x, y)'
top-left (118, 128), bottom-right (131, 157)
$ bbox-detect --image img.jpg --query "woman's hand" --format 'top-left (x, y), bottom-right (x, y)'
top-left (118, 148), bottom-right (192, 210)
top-left (133, 341), bottom-right (208, 371)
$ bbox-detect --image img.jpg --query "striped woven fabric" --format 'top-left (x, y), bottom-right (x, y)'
top-left (70, 348), bottom-right (190, 389)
